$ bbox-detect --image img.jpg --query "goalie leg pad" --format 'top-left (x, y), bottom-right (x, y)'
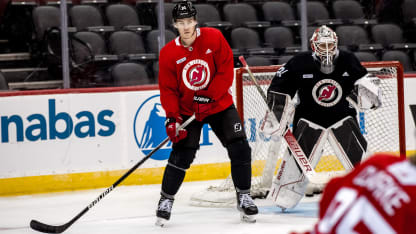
top-left (328, 116), bottom-right (367, 168)
top-left (268, 150), bottom-right (307, 209)
top-left (268, 119), bottom-right (326, 209)
top-left (294, 119), bottom-right (326, 159)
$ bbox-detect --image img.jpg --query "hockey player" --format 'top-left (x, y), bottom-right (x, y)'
top-left (292, 152), bottom-right (416, 234)
top-left (156, 1), bottom-right (258, 226)
top-left (263, 25), bottom-right (382, 209)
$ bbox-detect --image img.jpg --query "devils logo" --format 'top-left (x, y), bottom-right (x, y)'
top-left (312, 79), bottom-right (342, 107)
top-left (182, 59), bottom-right (211, 91)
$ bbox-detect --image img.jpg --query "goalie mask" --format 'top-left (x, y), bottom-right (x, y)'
top-left (310, 25), bottom-right (339, 74)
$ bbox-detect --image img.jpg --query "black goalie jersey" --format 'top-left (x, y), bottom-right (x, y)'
top-left (268, 50), bottom-right (367, 128)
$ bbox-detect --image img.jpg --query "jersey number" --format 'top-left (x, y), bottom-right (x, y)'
top-left (318, 188), bottom-right (396, 234)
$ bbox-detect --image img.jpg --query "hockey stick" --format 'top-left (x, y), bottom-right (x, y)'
top-left (238, 56), bottom-right (327, 184)
top-left (30, 114), bottom-right (196, 233)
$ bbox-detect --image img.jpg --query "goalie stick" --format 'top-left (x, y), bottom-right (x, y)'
top-left (238, 56), bottom-right (328, 184)
top-left (30, 114), bottom-right (196, 233)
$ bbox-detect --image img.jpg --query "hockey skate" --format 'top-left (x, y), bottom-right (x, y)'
top-left (155, 195), bottom-right (174, 227)
top-left (236, 192), bottom-right (258, 223)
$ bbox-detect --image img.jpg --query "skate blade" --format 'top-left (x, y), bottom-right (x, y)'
top-left (240, 213), bottom-right (256, 223)
top-left (155, 217), bottom-right (167, 227)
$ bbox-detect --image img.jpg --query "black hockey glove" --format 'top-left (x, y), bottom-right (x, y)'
top-left (193, 94), bottom-right (215, 121)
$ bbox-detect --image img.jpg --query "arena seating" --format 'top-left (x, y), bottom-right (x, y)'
top-left (245, 55), bottom-right (273, 66)
top-left (194, 3), bottom-right (231, 30)
top-left (353, 51), bottom-right (378, 62)
top-left (264, 26), bottom-right (297, 53)
top-left (262, 1), bottom-right (297, 26)
top-left (0, 0), bottom-right (415, 90)
top-left (382, 50), bottom-right (413, 72)
top-left (105, 3), bottom-right (151, 32)
top-left (0, 71), bottom-right (9, 90)
top-left (335, 25), bottom-right (374, 51)
top-left (111, 62), bottom-right (152, 86)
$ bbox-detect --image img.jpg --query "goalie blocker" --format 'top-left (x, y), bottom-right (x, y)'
top-left (266, 93), bottom-right (367, 209)
top-left (259, 91), bottom-right (293, 138)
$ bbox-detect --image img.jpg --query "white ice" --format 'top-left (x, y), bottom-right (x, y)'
top-left (0, 180), bottom-right (319, 234)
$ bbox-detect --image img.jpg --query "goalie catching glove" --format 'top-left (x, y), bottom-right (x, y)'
top-left (166, 116), bottom-right (187, 143)
top-left (347, 74), bottom-right (382, 110)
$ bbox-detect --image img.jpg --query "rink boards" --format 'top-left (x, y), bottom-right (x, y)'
top-left (0, 78), bottom-right (415, 196)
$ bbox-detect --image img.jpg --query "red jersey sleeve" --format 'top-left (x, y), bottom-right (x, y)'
top-left (197, 29), bottom-right (234, 101)
top-left (158, 45), bottom-right (181, 119)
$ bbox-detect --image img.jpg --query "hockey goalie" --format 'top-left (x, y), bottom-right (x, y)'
top-left (263, 25), bottom-right (382, 210)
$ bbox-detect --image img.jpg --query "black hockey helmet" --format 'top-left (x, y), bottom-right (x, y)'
top-left (172, 1), bottom-right (197, 22)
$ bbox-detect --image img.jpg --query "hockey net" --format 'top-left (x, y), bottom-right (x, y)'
top-left (190, 61), bottom-right (406, 207)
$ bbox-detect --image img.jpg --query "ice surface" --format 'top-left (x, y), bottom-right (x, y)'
top-left (0, 180), bottom-right (319, 234)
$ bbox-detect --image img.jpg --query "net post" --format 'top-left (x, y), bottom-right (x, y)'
top-left (235, 68), bottom-right (245, 126)
top-left (395, 62), bottom-right (406, 158)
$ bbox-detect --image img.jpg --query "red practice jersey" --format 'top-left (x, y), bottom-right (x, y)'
top-left (158, 27), bottom-right (234, 119)
top-left (293, 153), bottom-right (416, 234)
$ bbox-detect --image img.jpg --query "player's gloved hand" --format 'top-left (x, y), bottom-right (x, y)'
top-left (259, 111), bottom-right (282, 141)
top-left (193, 92), bottom-right (215, 121)
top-left (165, 116), bottom-right (187, 143)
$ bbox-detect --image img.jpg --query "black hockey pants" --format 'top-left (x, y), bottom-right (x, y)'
top-left (161, 105), bottom-right (252, 196)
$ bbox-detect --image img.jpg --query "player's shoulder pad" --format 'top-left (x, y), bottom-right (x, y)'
top-left (200, 27), bottom-right (222, 36)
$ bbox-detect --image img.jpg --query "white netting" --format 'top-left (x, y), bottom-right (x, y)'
top-left (190, 63), bottom-right (404, 207)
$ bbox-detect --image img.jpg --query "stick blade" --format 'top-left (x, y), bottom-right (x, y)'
top-left (30, 219), bottom-right (68, 233)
